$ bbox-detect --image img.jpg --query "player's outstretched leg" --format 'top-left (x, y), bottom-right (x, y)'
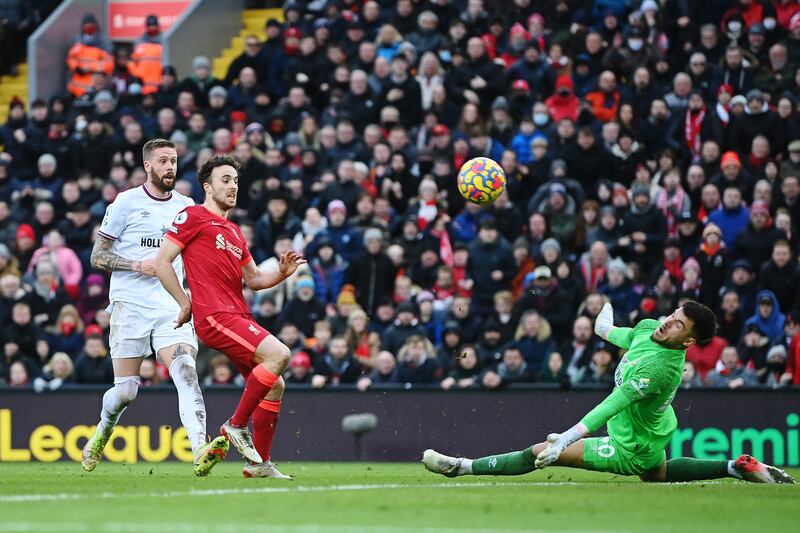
top-left (423, 447), bottom-right (537, 477)
top-left (645, 456), bottom-right (795, 484)
top-left (82, 376), bottom-right (140, 471)
top-left (423, 440), bottom-right (585, 477)
top-left (243, 377), bottom-right (291, 479)
top-left (222, 336), bottom-right (290, 464)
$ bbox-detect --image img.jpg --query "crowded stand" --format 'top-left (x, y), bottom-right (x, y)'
top-left (1, 0), bottom-right (800, 392)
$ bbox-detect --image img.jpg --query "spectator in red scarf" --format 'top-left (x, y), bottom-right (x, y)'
top-left (671, 90), bottom-right (723, 165)
top-left (659, 238), bottom-right (684, 282)
top-left (656, 168), bottom-right (692, 237)
top-left (577, 241), bottom-right (609, 293)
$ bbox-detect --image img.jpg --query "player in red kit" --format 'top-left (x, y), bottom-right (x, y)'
top-left (155, 155), bottom-right (305, 478)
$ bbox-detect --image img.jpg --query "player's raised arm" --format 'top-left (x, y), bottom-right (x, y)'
top-left (594, 302), bottom-right (635, 349)
top-left (154, 237), bottom-right (192, 328)
top-left (241, 251), bottom-right (307, 291)
top-left (90, 234), bottom-right (155, 275)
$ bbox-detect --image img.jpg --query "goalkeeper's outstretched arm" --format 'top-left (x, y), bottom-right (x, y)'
top-left (594, 302), bottom-right (634, 349)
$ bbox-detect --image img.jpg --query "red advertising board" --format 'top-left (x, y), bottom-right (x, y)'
top-left (108, 0), bottom-right (191, 41)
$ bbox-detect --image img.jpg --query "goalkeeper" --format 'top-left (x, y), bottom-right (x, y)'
top-left (423, 301), bottom-right (795, 484)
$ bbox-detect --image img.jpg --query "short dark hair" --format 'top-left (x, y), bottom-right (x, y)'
top-left (683, 300), bottom-right (717, 345)
top-left (197, 155), bottom-right (240, 186)
top-left (142, 138), bottom-right (175, 162)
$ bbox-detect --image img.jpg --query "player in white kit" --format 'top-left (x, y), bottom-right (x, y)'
top-left (81, 138), bottom-right (228, 476)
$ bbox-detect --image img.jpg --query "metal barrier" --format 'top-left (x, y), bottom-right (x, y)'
top-left (27, 0), bottom-right (105, 103)
top-left (162, 0), bottom-right (244, 79)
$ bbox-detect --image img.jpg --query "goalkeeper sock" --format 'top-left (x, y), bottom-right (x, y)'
top-left (230, 365), bottom-right (278, 427)
top-left (252, 400), bottom-right (281, 462)
top-left (664, 458), bottom-right (734, 482)
top-left (470, 447), bottom-right (537, 476)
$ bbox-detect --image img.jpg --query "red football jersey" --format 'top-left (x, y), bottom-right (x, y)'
top-left (165, 205), bottom-right (252, 320)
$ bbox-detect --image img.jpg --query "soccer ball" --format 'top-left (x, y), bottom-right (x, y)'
top-left (457, 157), bottom-right (506, 205)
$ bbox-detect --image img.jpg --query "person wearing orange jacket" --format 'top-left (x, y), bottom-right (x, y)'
top-left (129, 15), bottom-right (163, 95)
top-left (66, 14), bottom-right (113, 98)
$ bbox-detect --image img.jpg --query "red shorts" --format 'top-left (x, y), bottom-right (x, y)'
top-left (195, 312), bottom-right (272, 379)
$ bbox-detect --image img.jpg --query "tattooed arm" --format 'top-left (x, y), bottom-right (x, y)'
top-left (91, 235), bottom-right (155, 274)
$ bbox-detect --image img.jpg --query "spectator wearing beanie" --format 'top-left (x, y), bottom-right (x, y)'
top-left (598, 258), bottom-right (639, 324)
top-left (710, 150), bottom-right (754, 203)
top-left (695, 222), bottom-right (728, 309)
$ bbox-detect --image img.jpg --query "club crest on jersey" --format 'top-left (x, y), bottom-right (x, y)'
top-left (248, 324), bottom-right (260, 336)
top-left (215, 233), bottom-right (243, 259)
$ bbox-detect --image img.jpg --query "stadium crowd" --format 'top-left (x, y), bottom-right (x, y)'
top-left (2, 0), bottom-right (800, 392)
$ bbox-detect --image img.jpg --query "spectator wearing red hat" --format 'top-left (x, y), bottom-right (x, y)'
top-left (733, 200), bottom-right (786, 271)
top-left (710, 150), bottom-right (755, 202)
top-left (14, 223), bottom-right (37, 272)
top-left (545, 75), bottom-right (579, 122)
top-left (499, 22), bottom-right (531, 68)
top-left (285, 351), bottom-right (313, 384)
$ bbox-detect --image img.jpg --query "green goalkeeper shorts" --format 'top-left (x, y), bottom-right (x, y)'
top-left (582, 436), bottom-right (666, 476)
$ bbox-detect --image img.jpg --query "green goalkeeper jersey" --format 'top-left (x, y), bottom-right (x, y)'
top-left (580, 319), bottom-right (685, 454)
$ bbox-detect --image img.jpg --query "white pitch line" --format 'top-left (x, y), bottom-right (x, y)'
top-left (0, 481), bottom-right (575, 502)
top-left (0, 479), bottom-right (730, 504)
top-left (0, 523), bottom-right (623, 533)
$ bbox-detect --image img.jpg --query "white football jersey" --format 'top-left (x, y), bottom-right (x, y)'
top-left (99, 184), bottom-right (194, 310)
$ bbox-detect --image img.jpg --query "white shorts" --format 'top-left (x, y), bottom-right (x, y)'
top-left (108, 301), bottom-right (198, 359)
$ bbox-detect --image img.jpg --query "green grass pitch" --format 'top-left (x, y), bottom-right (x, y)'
top-left (0, 462), bottom-right (797, 532)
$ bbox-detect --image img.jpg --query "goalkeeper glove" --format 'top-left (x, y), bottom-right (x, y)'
top-left (594, 302), bottom-right (614, 339)
top-left (534, 423), bottom-right (589, 469)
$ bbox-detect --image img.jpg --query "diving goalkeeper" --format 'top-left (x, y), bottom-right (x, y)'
top-left (423, 301), bottom-right (795, 483)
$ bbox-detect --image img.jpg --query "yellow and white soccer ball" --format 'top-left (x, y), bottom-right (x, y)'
top-left (457, 157), bottom-right (506, 205)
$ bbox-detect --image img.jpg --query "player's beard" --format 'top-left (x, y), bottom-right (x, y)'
top-left (650, 332), bottom-right (682, 350)
top-left (149, 169), bottom-right (176, 193)
top-left (211, 186), bottom-right (236, 213)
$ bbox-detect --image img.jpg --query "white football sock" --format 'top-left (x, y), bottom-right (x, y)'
top-left (169, 355), bottom-right (207, 456)
top-left (458, 458), bottom-right (474, 475)
top-left (727, 460), bottom-right (743, 479)
top-left (97, 376), bottom-right (140, 439)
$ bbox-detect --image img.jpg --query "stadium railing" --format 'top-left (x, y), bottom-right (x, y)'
top-left (162, 0), bottom-right (244, 79)
top-left (27, 0), bottom-right (105, 103)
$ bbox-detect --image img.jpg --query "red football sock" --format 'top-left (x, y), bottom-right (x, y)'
top-left (230, 366), bottom-right (278, 427)
top-left (253, 399), bottom-right (281, 462)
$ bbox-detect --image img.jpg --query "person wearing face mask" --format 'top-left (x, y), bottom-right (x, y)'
top-left (721, 1), bottom-right (778, 40)
top-left (66, 14), bottom-right (114, 98)
top-left (601, 26), bottom-right (654, 81)
top-left (128, 15), bottom-right (163, 95)
top-left (545, 75), bottom-right (579, 122)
